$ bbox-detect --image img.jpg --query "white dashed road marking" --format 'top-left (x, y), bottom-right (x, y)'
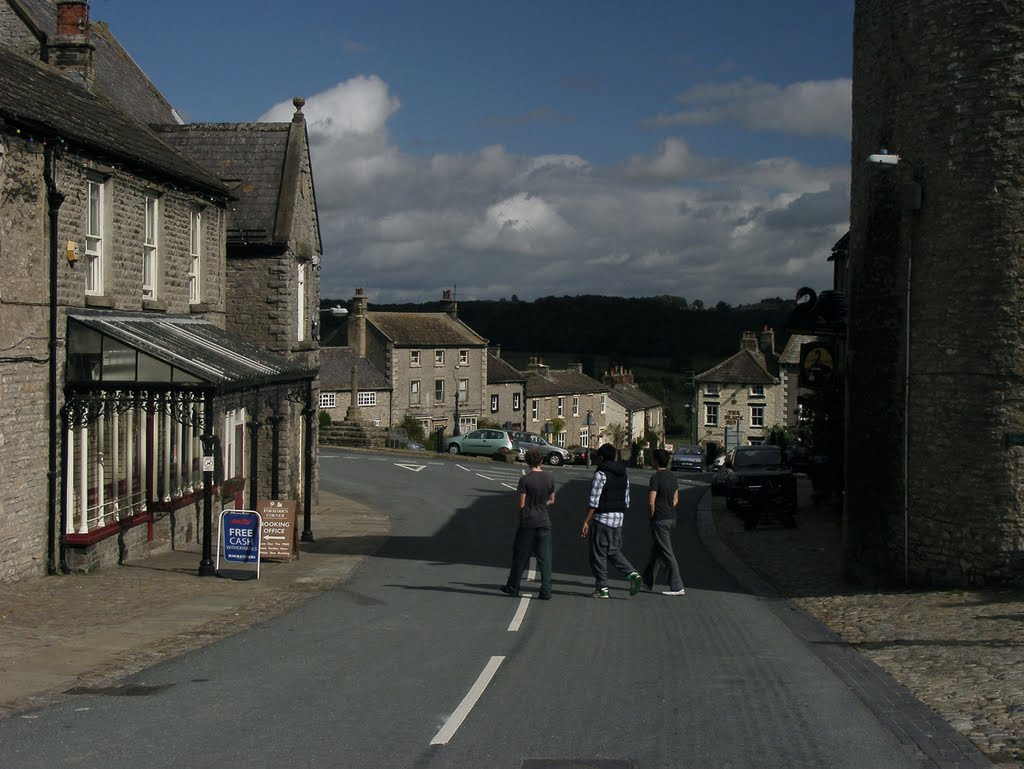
top-left (507, 595), bottom-right (533, 632)
top-left (430, 656), bottom-right (505, 745)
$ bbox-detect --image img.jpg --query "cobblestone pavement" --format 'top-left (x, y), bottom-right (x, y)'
top-left (711, 485), bottom-right (1024, 769)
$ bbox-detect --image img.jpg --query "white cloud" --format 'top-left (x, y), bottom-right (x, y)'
top-left (266, 76), bottom-right (849, 306)
top-left (652, 77), bottom-right (852, 139)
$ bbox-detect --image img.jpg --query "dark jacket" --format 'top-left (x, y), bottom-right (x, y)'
top-left (596, 460), bottom-right (629, 512)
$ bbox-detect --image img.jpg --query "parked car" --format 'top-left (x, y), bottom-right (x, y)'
top-left (670, 445), bottom-right (704, 472)
top-left (510, 431), bottom-right (572, 466)
top-left (446, 429), bottom-right (516, 459)
top-left (722, 445), bottom-right (798, 529)
top-left (568, 446), bottom-right (591, 465)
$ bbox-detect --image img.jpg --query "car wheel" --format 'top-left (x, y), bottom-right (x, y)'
top-left (447, 444), bottom-right (461, 454)
top-left (547, 452), bottom-right (563, 466)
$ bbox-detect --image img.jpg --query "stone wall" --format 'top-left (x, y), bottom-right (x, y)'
top-left (848, 0), bottom-right (1024, 585)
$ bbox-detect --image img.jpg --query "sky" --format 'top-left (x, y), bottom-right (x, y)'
top-left (92, 0), bottom-right (854, 306)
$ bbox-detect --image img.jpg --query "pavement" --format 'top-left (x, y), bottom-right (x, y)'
top-left (0, 460), bottom-right (1020, 768)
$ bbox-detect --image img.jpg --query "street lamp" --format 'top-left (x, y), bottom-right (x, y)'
top-left (452, 365), bottom-right (462, 436)
top-left (583, 410), bottom-right (597, 464)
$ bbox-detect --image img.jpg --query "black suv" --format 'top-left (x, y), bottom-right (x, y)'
top-left (723, 445), bottom-right (798, 529)
top-left (510, 431), bottom-right (571, 466)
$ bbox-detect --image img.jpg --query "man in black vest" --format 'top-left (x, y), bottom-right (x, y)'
top-left (580, 443), bottom-right (643, 599)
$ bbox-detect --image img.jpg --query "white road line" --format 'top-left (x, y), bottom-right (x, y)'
top-left (456, 464), bottom-right (472, 472)
top-left (501, 482), bottom-right (517, 490)
top-left (430, 656), bottom-right (505, 745)
top-left (507, 595), bottom-right (533, 632)
top-left (475, 472), bottom-right (497, 481)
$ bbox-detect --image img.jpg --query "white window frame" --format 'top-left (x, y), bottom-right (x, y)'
top-left (750, 385), bottom-right (765, 397)
top-left (704, 384), bottom-right (720, 396)
top-left (356, 391), bottom-right (377, 407)
top-left (572, 395), bottom-right (580, 417)
top-left (556, 431), bottom-right (566, 448)
top-left (580, 427), bottom-right (590, 448)
top-left (531, 399), bottom-right (538, 421)
top-left (557, 397), bottom-right (564, 417)
top-left (410, 350), bottom-right (421, 367)
top-left (319, 393), bottom-right (336, 409)
top-left (750, 404), bottom-right (765, 428)
top-left (490, 394), bottom-right (499, 413)
top-left (189, 209), bottom-right (202, 303)
top-left (459, 349), bottom-right (469, 366)
top-left (85, 179), bottom-right (104, 295)
top-left (296, 263), bottom-right (307, 342)
top-left (458, 378), bottom-right (469, 404)
top-left (434, 349), bottom-right (445, 366)
top-left (434, 379), bottom-right (445, 403)
top-left (705, 403), bottom-right (719, 426)
top-left (600, 394), bottom-right (606, 415)
top-left (410, 379), bottom-right (421, 405)
top-left (513, 393), bottom-right (521, 411)
top-left (143, 194), bottom-right (158, 300)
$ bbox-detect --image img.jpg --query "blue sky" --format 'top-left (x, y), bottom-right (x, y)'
top-left (93, 0), bottom-right (854, 305)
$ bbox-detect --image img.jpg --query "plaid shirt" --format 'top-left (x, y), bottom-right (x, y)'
top-left (588, 469), bottom-right (629, 528)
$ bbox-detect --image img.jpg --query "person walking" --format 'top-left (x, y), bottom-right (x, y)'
top-left (580, 443), bottom-right (643, 599)
top-left (501, 447), bottom-right (556, 599)
top-left (642, 448), bottom-right (685, 596)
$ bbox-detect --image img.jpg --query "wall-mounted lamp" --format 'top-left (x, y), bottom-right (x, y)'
top-left (867, 149), bottom-right (901, 166)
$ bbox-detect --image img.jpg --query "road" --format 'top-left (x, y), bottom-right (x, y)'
top-left (0, 450), bottom-right (921, 769)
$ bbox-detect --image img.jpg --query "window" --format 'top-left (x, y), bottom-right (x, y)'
top-left (85, 179), bottom-right (104, 295)
top-left (490, 394), bottom-right (499, 413)
top-left (531, 399), bottom-right (538, 421)
top-left (572, 395), bottom-right (580, 416)
top-left (189, 209), bottom-right (202, 303)
top-left (410, 380), bottom-right (421, 405)
top-left (557, 397), bottom-right (564, 417)
top-left (434, 350), bottom-right (445, 366)
top-left (460, 416), bottom-right (477, 432)
top-left (580, 427), bottom-right (590, 448)
top-left (556, 432), bottom-right (566, 448)
top-left (320, 392), bottom-right (336, 409)
top-left (357, 391), bottom-right (377, 407)
top-left (459, 349), bottom-right (469, 366)
top-left (297, 263), bottom-right (306, 342)
top-left (750, 385), bottom-right (765, 397)
top-left (600, 395), bottom-right (606, 415)
top-left (513, 393), bottom-right (521, 411)
top-left (748, 437), bottom-right (764, 445)
top-left (458, 378), bottom-right (468, 403)
top-left (410, 350), bottom-right (421, 366)
top-left (705, 403), bottom-right (719, 426)
top-left (704, 384), bottom-right (720, 396)
top-left (143, 194), bottom-right (158, 299)
top-left (750, 405), bottom-right (764, 428)
top-left (434, 379), bottom-right (444, 403)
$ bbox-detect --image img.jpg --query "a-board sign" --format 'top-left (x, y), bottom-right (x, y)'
top-left (256, 499), bottom-right (297, 560)
top-left (216, 509), bottom-right (262, 580)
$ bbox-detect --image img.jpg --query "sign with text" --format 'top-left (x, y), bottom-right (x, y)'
top-left (216, 509), bottom-right (262, 580)
top-left (257, 499), bottom-right (297, 561)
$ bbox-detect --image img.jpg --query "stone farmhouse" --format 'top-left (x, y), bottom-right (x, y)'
top-left (522, 359), bottom-right (609, 451)
top-left (0, 1), bottom-right (321, 581)
top-left (486, 348), bottom-right (527, 430)
top-left (694, 328), bottom-right (810, 455)
top-left (602, 366), bottom-right (666, 452)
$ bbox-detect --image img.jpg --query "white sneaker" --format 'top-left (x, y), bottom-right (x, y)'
top-left (662, 588), bottom-right (686, 596)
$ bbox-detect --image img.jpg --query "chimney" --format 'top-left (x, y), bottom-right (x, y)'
top-left (351, 288), bottom-right (367, 357)
top-left (603, 365), bottom-right (635, 386)
top-left (758, 325), bottom-right (776, 356)
top-left (526, 356), bottom-right (549, 377)
top-left (740, 330), bottom-right (758, 351)
top-left (440, 288), bottom-right (457, 319)
top-left (50, 1), bottom-right (94, 87)
top-left (490, 344), bottom-right (501, 359)
top-left (573, 362), bottom-right (583, 374)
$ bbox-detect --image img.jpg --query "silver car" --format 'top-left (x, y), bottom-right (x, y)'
top-left (510, 431), bottom-right (571, 466)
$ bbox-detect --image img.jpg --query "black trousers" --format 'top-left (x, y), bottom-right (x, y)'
top-left (642, 519), bottom-right (684, 592)
top-left (588, 521), bottom-right (637, 589)
top-left (506, 525), bottom-right (552, 597)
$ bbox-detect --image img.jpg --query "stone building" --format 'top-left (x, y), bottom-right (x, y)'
top-left (486, 348), bottom-right (526, 430)
top-left (319, 347), bottom-right (391, 427)
top-left (602, 366), bottom-right (665, 453)
top-left (0, 1), bottom-right (320, 580)
top-left (522, 359), bottom-right (608, 450)
top-left (847, 0), bottom-right (1024, 585)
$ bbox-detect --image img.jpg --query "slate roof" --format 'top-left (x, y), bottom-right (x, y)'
top-left (367, 312), bottom-right (488, 347)
top-left (9, 1), bottom-right (180, 124)
top-left (320, 348), bottom-right (389, 392)
top-left (156, 123), bottom-right (291, 241)
top-left (523, 368), bottom-right (608, 398)
top-left (779, 334), bottom-right (820, 365)
top-left (0, 47), bottom-right (227, 196)
top-left (487, 354), bottom-right (525, 384)
top-left (608, 384), bottom-right (662, 411)
top-left (695, 348), bottom-right (777, 386)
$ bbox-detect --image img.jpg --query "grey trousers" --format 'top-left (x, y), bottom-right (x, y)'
top-left (642, 519), bottom-right (684, 592)
top-left (589, 521), bottom-right (637, 589)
